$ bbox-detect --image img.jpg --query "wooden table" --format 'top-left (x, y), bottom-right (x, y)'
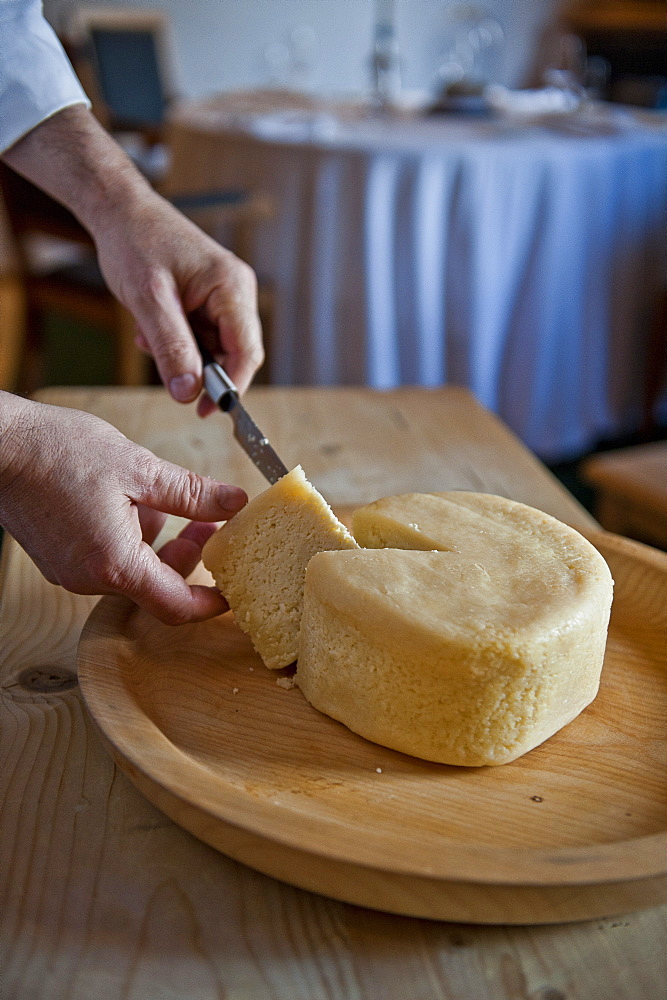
top-left (1, 385), bottom-right (666, 999)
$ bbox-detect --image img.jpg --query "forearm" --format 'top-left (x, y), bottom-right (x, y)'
top-left (2, 104), bottom-right (158, 241)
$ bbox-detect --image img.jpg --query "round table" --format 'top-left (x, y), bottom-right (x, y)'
top-left (167, 97), bottom-right (667, 460)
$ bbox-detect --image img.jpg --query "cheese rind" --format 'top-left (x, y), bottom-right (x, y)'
top-left (202, 465), bottom-right (358, 670)
top-left (297, 492), bottom-right (613, 766)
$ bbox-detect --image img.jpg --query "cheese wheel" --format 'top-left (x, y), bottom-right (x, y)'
top-left (296, 492), bottom-right (613, 766)
top-left (202, 465), bottom-right (358, 670)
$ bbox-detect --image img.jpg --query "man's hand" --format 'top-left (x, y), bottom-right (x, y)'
top-left (0, 396), bottom-right (246, 623)
top-left (95, 190), bottom-right (264, 406)
top-left (3, 105), bottom-right (264, 405)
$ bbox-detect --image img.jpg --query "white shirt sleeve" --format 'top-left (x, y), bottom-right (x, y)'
top-left (0, 0), bottom-right (91, 154)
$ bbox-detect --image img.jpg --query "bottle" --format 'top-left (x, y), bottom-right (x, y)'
top-left (371, 1), bottom-right (401, 112)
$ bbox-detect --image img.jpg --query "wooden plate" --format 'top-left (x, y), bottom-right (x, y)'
top-left (77, 529), bottom-right (667, 925)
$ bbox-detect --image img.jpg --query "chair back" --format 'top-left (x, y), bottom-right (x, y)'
top-left (0, 162), bottom-right (149, 393)
top-left (89, 26), bottom-right (167, 130)
top-left (65, 7), bottom-right (175, 138)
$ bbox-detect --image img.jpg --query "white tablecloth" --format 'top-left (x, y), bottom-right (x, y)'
top-left (169, 100), bottom-right (667, 460)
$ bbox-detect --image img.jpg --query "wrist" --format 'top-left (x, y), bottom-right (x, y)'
top-left (2, 105), bottom-right (155, 241)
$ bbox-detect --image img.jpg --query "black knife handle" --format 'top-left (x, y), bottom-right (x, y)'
top-left (190, 322), bottom-right (239, 411)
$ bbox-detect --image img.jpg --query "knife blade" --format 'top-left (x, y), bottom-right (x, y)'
top-left (198, 343), bottom-right (289, 485)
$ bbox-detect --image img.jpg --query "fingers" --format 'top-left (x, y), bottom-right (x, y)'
top-left (203, 258), bottom-right (264, 395)
top-left (157, 520), bottom-right (219, 578)
top-left (129, 247), bottom-right (263, 404)
top-left (88, 522), bottom-right (226, 625)
top-left (148, 521), bottom-right (228, 624)
top-left (112, 211), bottom-right (263, 403)
top-left (126, 541), bottom-right (227, 625)
top-left (76, 517), bottom-right (225, 625)
top-left (196, 394), bottom-right (217, 419)
top-left (134, 331), bottom-right (151, 355)
top-left (137, 504), bottom-right (167, 545)
top-left (132, 454), bottom-right (247, 523)
top-left (132, 271), bottom-right (203, 403)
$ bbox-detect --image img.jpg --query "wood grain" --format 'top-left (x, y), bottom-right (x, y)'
top-left (2, 386), bottom-right (667, 999)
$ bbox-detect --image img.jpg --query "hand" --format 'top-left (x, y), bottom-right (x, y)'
top-left (3, 106), bottom-right (265, 406)
top-left (95, 187), bottom-right (264, 408)
top-left (0, 397), bottom-right (246, 624)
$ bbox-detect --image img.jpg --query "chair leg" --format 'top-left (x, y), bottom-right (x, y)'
top-left (20, 299), bottom-right (48, 396)
top-left (114, 304), bottom-right (149, 385)
top-left (0, 275), bottom-right (26, 392)
top-left (644, 289), bottom-right (667, 433)
top-left (253, 282), bottom-right (274, 384)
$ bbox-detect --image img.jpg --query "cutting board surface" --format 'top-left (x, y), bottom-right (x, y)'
top-left (78, 529), bottom-right (667, 924)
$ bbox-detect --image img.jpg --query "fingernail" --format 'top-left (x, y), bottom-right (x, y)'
top-left (169, 373), bottom-right (198, 402)
top-left (217, 485), bottom-right (247, 513)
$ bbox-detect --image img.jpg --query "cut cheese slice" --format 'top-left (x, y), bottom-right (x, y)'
top-left (202, 465), bottom-right (358, 670)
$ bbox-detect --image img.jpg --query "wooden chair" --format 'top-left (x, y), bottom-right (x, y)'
top-left (580, 439), bottom-right (667, 550)
top-left (0, 163), bottom-right (147, 394)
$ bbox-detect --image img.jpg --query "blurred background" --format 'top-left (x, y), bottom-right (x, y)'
top-left (1, 0), bottom-right (666, 530)
top-left (40, 0), bottom-right (569, 97)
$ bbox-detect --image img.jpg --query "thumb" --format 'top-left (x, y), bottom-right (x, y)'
top-left (132, 455), bottom-right (247, 522)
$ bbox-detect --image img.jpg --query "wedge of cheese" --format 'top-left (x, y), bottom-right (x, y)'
top-left (202, 465), bottom-right (358, 670)
top-left (296, 492), bottom-right (613, 766)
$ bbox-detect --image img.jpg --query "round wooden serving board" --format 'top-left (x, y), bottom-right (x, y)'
top-left (77, 529), bottom-right (667, 925)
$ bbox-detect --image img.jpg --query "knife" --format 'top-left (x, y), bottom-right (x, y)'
top-left (197, 340), bottom-right (289, 485)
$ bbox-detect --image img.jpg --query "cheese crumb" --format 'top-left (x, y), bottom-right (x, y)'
top-left (276, 675), bottom-right (296, 690)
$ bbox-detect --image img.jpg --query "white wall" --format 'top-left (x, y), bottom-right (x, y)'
top-left (45, 0), bottom-right (566, 100)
